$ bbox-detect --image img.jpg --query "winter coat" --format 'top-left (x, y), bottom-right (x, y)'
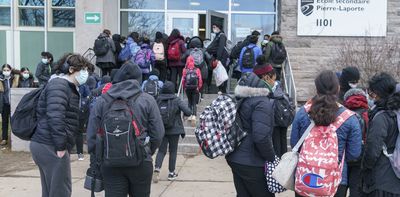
top-left (182, 57), bottom-right (203, 91)
top-left (0, 73), bottom-right (19, 110)
top-left (35, 62), bottom-right (54, 86)
top-left (31, 77), bottom-right (80, 152)
top-left (239, 43), bottom-right (263, 73)
top-left (290, 103), bottom-right (362, 185)
top-left (95, 33), bottom-right (117, 65)
top-left (86, 79), bottom-right (165, 161)
top-left (264, 35), bottom-right (284, 68)
top-left (225, 72), bottom-right (275, 167)
top-left (167, 37), bottom-right (187, 67)
top-left (344, 88), bottom-right (369, 143)
top-left (361, 95), bottom-right (400, 195)
top-left (136, 43), bottom-right (156, 74)
top-left (18, 74), bottom-right (35, 88)
top-left (206, 32), bottom-right (229, 67)
top-left (157, 82), bottom-right (192, 136)
top-left (141, 75), bottom-right (164, 90)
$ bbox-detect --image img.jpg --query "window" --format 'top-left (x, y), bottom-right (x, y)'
top-left (0, 0), bottom-right (11, 26)
top-left (18, 0), bottom-right (45, 26)
top-left (168, 0), bottom-right (229, 11)
top-left (231, 0), bottom-right (275, 12)
top-left (231, 14), bottom-right (275, 44)
top-left (121, 0), bottom-right (164, 10)
top-left (52, 0), bottom-right (75, 27)
top-left (120, 12), bottom-right (165, 38)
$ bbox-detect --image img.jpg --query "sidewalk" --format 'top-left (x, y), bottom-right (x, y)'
top-left (0, 153), bottom-right (294, 197)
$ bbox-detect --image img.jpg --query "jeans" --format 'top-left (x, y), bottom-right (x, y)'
top-left (227, 160), bottom-right (275, 197)
top-left (75, 132), bottom-right (83, 154)
top-left (186, 89), bottom-right (199, 116)
top-left (155, 135), bottom-right (180, 173)
top-left (272, 126), bottom-right (288, 158)
top-left (2, 103), bottom-right (10, 141)
top-left (102, 161), bottom-right (153, 197)
top-left (170, 67), bottom-right (183, 92)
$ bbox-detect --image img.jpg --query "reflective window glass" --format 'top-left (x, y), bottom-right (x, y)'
top-left (52, 0), bottom-right (75, 7)
top-left (19, 8), bottom-right (44, 26)
top-left (231, 14), bottom-right (275, 44)
top-left (53, 9), bottom-right (75, 27)
top-left (19, 0), bottom-right (44, 6)
top-left (168, 0), bottom-right (228, 11)
top-left (231, 0), bottom-right (275, 12)
top-left (120, 0), bottom-right (164, 9)
top-left (120, 12), bottom-right (164, 38)
top-left (0, 0), bottom-right (10, 5)
top-left (0, 8), bottom-right (11, 26)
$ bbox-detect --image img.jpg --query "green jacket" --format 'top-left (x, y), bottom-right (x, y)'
top-left (263, 35), bottom-right (284, 68)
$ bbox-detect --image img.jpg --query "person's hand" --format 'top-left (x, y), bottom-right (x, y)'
top-left (57, 150), bottom-right (66, 158)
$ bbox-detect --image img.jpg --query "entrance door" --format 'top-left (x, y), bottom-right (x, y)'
top-left (206, 10), bottom-right (228, 40)
top-left (167, 13), bottom-right (199, 38)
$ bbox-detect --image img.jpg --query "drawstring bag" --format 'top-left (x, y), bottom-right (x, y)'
top-left (265, 156), bottom-right (286, 193)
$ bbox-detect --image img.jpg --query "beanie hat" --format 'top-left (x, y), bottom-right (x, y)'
top-left (253, 56), bottom-right (273, 76)
top-left (155, 32), bottom-right (163, 40)
top-left (161, 81), bottom-right (175, 94)
top-left (340, 66), bottom-right (360, 84)
top-left (343, 88), bottom-right (367, 102)
top-left (112, 62), bottom-right (142, 84)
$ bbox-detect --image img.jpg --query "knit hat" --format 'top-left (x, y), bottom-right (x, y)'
top-left (340, 66), bottom-right (360, 84)
top-left (343, 88), bottom-right (367, 102)
top-left (161, 81), bottom-right (175, 94)
top-left (112, 61), bottom-right (142, 84)
top-left (253, 56), bottom-right (273, 76)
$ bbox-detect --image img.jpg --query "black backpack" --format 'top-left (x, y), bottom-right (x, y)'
top-left (11, 88), bottom-right (44, 140)
top-left (157, 98), bottom-right (178, 129)
top-left (241, 46), bottom-right (256, 69)
top-left (185, 68), bottom-right (199, 90)
top-left (93, 36), bottom-right (110, 57)
top-left (270, 42), bottom-right (287, 65)
top-left (231, 39), bottom-right (249, 59)
top-left (143, 78), bottom-right (159, 97)
top-left (99, 94), bottom-right (144, 168)
top-left (271, 94), bottom-right (295, 127)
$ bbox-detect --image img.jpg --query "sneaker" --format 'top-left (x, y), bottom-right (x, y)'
top-left (78, 153), bottom-right (84, 161)
top-left (0, 140), bottom-right (7, 146)
top-left (168, 172), bottom-right (178, 181)
top-left (153, 169), bottom-right (160, 183)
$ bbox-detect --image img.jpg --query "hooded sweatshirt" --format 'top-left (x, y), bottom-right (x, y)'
top-left (182, 56), bottom-right (203, 91)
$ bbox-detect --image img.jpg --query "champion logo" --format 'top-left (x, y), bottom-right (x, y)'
top-left (301, 0), bottom-right (314, 16)
top-left (302, 173), bottom-right (324, 188)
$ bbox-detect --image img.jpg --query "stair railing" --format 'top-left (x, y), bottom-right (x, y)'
top-left (281, 54), bottom-right (298, 107)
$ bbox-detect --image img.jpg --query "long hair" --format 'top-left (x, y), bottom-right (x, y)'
top-left (309, 70), bottom-right (340, 126)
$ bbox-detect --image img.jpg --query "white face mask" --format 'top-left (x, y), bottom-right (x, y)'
top-left (42, 58), bottom-right (48, 64)
top-left (349, 83), bottom-right (358, 89)
top-left (212, 28), bottom-right (220, 33)
top-left (3, 71), bottom-right (11, 77)
top-left (262, 40), bottom-right (269, 45)
top-left (22, 73), bottom-right (30, 79)
top-left (75, 69), bottom-right (89, 85)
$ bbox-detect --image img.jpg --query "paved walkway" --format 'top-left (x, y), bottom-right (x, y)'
top-left (0, 154), bottom-right (294, 197)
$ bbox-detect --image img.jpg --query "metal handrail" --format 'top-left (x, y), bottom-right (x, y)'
top-left (176, 77), bottom-right (185, 99)
top-left (282, 54), bottom-right (298, 107)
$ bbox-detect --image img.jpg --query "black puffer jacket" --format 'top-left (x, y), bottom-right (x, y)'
top-left (362, 93), bottom-right (400, 195)
top-left (32, 77), bottom-right (80, 151)
top-left (206, 32), bottom-right (229, 66)
top-left (226, 73), bottom-right (275, 167)
top-left (157, 81), bottom-right (192, 136)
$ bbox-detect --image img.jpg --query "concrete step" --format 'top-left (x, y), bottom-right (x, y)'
top-left (177, 143), bottom-right (200, 155)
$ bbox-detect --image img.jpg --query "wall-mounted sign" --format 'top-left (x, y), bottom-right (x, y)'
top-left (297, 0), bottom-right (387, 37)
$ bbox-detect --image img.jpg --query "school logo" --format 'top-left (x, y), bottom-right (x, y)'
top-left (301, 0), bottom-right (314, 16)
top-left (302, 173), bottom-right (324, 188)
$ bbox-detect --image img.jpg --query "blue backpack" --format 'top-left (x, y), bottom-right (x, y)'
top-left (118, 39), bottom-right (133, 62)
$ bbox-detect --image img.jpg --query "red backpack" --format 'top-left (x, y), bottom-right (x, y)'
top-left (295, 102), bottom-right (354, 197)
top-left (168, 40), bottom-right (181, 61)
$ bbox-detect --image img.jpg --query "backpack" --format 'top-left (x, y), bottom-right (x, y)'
top-left (134, 49), bottom-right (152, 69)
top-left (168, 40), bottom-right (181, 61)
top-left (153, 42), bottom-right (165, 61)
top-left (93, 36), bottom-right (110, 57)
top-left (271, 93), bottom-right (296, 127)
top-left (270, 42), bottom-right (287, 65)
top-left (190, 48), bottom-right (205, 66)
top-left (241, 46), bottom-right (256, 69)
top-left (157, 98), bottom-right (178, 129)
top-left (99, 93), bottom-right (144, 168)
top-left (195, 94), bottom-right (247, 159)
top-left (143, 78), bottom-right (160, 97)
top-left (295, 103), bottom-right (354, 197)
top-left (185, 68), bottom-right (199, 91)
top-left (118, 41), bottom-right (132, 62)
top-left (11, 88), bottom-right (44, 140)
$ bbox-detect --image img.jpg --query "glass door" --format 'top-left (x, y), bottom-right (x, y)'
top-left (167, 13), bottom-right (199, 38)
top-left (206, 10), bottom-right (228, 40)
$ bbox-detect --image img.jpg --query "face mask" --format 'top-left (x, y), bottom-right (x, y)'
top-left (22, 73), bottom-right (30, 79)
top-left (75, 69), bottom-right (89, 85)
top-left (262, 40), bottom-right (269, 45)
top-left (3, 71), bottom-right (10, 77)
top-left (212, 28), bottom-right (219, 33)
top-left (349, 83), bottom-right (358, 89)
top-left (42, 58), bottom-right (48, 64)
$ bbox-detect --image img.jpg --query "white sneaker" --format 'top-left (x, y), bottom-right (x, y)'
top-left (78, 153), bottom-right (84, 161)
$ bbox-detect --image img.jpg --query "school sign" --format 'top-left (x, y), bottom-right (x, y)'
top-left (297, 0), bottom-right (387, 37)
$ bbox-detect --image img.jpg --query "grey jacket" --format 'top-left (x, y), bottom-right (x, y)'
top-left (86, 79), bottom-right (165, 161)
top-left (95, 33), bottom-right (117, 65)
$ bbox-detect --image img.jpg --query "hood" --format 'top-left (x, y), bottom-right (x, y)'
top-left (159, 81), bottom-right (176, 100)
top-left (234, 72), bottom-right (271, 98)
top-left (270, 35), bottom-right (283, 43)
top-left (112, 34), bottom-right (121, 42)
top-left (189, 36), bottom-right (203, 49)
top-left (345, 95), bottom-right (369, 110)
top-left (112, 62), bottom-right (142, 84)
top-left (186, 56), bottom-right (195, 69)
top-left (99, 33), bottom-right (109, 39)
top-left (106, 79), bottom-right (141, 100)
top-left (148, 75), bottom-right (159, 81)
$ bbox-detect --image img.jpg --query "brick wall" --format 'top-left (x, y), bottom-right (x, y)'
top-left (280, 0), bottom-right (400, 102)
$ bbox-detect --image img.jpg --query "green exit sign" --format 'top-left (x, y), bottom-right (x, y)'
top-left (85, 12), bottom-right (102, 24)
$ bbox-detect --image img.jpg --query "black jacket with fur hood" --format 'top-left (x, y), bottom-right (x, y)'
top-left (226, 72), bottom-right (275, 167)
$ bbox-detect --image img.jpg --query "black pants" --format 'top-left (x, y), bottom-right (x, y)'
top-left (170, 67), bottom-right (183, 92)
top-left (154, 60), bottom-right (167, 82)
top-left (206, 68), bottom-right (213, 93)
top-left (102, 161), bottom-right (153, 197)
top-left (348, 164), bottom-right (362, 197)
top-left (97, 62), bottom-right (115, 76)
top-left (75, 132), bottom-right (83, 154)
top-left (186, 89), bottom-right (199, 116)
top-left (2, 103), bottom-right (10, 141)
top-left (227, 161), bottom-right (274, 197)
top-left (155, 135), bottom-right (180, 173)
top-left (272, 126), bottom-right (288, 158)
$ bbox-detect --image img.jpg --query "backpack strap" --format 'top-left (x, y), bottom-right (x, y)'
top-left (292, 120), bottom-right (315, 152)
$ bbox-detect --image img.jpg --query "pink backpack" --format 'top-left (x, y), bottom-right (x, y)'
top-left (295, 103), bottom-right (354, 197)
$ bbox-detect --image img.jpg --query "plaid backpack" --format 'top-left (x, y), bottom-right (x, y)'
top-left (195, 94), bottom-right (247, 159)
top-left (295, 102), bottom-right (354, 197)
